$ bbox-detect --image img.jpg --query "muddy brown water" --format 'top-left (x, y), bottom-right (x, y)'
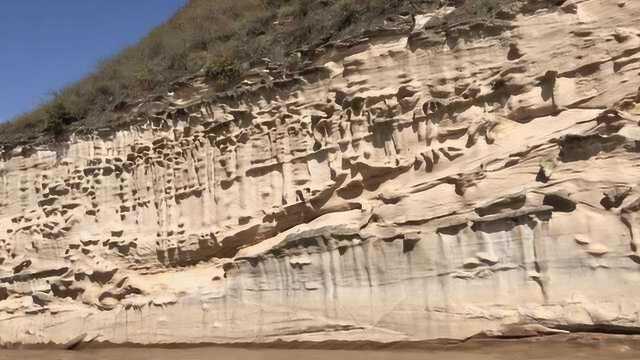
top-left (3, 338), bottom-right (640, 360)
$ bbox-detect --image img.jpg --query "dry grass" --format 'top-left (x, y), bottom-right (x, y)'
top-left (0, 0), bottom-right (437, 146)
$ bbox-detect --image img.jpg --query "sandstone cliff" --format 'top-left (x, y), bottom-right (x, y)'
top-left (2, 0), bottom-right (640, 346)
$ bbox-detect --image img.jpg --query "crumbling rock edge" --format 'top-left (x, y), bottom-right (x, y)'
top-left (6, 327), bottom-right (640, 351)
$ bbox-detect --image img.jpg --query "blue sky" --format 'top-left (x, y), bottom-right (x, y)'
top-left (0, 0), bottom-right (188, 122)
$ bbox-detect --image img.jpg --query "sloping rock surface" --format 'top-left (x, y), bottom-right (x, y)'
top-left (2, 0), bottom-right (640, 345)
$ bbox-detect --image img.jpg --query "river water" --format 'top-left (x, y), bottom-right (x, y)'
top-left (2, 339), bottom-right (639, 360)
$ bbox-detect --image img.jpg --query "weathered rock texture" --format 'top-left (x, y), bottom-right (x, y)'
top-left (2, 0), bottom-right (640, 345)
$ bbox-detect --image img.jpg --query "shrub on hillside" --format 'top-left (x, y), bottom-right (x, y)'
top-left (205, 56), bottom-right (242, 90)
top-left (44, 99), bottom-right (77, 137)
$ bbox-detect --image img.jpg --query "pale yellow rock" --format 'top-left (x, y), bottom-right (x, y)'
top-left (575, 234), bottom-right (591, 245)
top-left (0, 0), bottom-right (640, 346)
top-left (586, 243), bottom-right (609, 256)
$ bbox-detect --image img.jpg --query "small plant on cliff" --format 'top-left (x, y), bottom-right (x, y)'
top-left (473, 0), bottom-right (501, 18)
top-left (204, 56), bottom-right (242, 90)
top-left (44, 99), bottom-right (78, 138)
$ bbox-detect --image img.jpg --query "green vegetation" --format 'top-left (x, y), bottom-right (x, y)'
top-left (442, 0), bottom-right (559, 24)
top-left (5, 0), bottom-right (550, 146)
top-left (204, 55), bottom-right (242, 90)
top-left (2, 0), bottom-right (434, 145)
top-left (473, 0), bottom-right (501, 18)
top-left (43, 99), bottom-right (76, 138)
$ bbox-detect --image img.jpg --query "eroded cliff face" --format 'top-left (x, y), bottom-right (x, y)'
top-left (2, 0), bottom-right (640, 345)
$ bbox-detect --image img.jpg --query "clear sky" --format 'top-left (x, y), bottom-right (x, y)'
top-left (0, 0), bottom-right (188, 122)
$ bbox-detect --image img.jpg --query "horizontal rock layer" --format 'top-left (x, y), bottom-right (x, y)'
top-left (2, 0), bottom-right (640, 345)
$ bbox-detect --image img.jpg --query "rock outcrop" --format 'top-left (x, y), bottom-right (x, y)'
top-left (2, 0), bottom-right (640, 346)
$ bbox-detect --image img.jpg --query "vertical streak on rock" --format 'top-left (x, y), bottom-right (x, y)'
top-left (533, 214), bottom-right (550, 302)
top-left (206, 142), bottom-right (216, 227)
top-left (517, 216), bottom-right (541, 299)
top-left (320, 244), bottom-right (333, 318)
top-left (436, 230), bottom-right (452, 312)
top-left (237, 140), bottom-right (250, 215)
